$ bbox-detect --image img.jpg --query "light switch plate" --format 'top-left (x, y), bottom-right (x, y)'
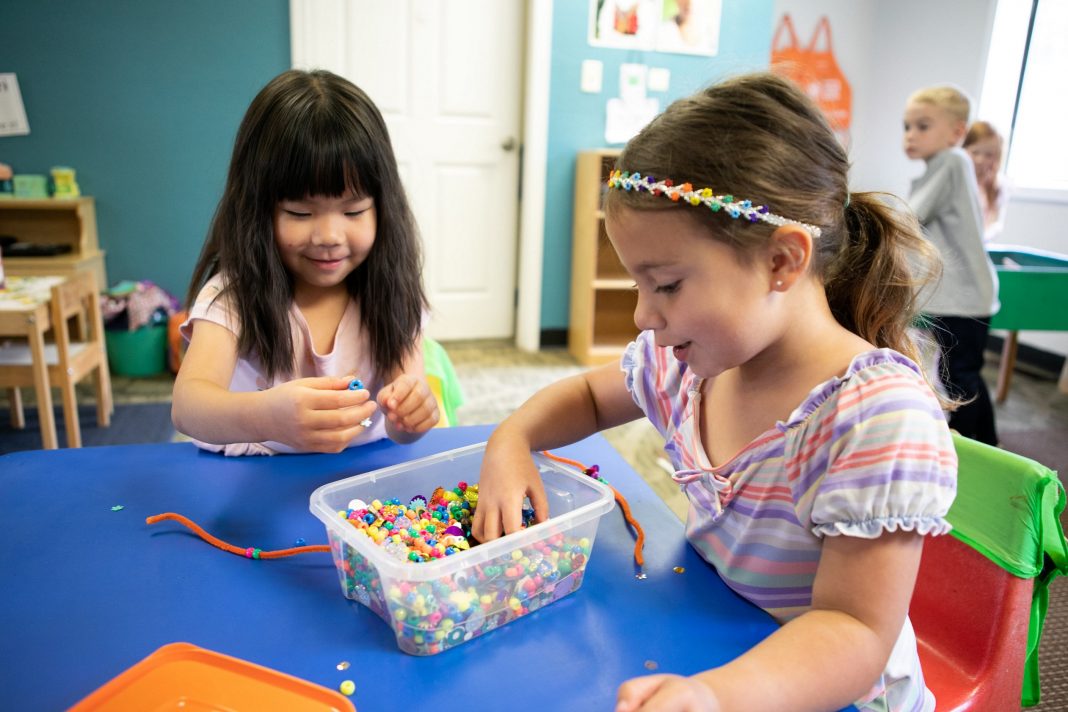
top-left (580, 59), bottom-right (603, 93)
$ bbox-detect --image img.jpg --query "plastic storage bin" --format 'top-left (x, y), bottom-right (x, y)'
top-left (105, 324), bottom-right (167, 376)
top-left (310, 443), bottom-right (615, 655)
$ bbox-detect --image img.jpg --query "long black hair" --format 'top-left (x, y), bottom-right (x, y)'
top-left (187, 69), bottom-right (427, 381)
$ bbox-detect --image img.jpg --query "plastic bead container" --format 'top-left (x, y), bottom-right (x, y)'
top-left (309, 443), bottom-right (615, 655)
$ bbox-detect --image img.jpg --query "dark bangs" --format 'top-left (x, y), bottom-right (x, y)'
top-left (260, 81), bottom-right (383, 205)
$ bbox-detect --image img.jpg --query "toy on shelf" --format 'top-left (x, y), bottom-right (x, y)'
top-left (50, 166), bottom-right (81, 198)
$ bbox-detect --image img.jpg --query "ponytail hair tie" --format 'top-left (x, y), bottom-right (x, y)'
top-left (844, 192), bottom-right (852, 209)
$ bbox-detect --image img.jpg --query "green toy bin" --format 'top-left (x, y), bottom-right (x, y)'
top-left (105, 324), bottom-right (168, 377)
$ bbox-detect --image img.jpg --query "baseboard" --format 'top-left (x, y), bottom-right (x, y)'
top-left (987, 334), bottom-right (1066, 379)
top-left (539, 329), bottom-right (568, 347)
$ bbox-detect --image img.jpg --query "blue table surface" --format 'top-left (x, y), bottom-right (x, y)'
top-left (0, 426), bottom-right (849, 711)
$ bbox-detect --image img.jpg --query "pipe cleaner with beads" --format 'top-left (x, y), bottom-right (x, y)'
top-left (607, 169), bottom-right (822, 238)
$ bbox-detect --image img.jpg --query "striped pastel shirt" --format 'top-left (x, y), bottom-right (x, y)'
top-left (622, 332), bottom-right (957, 712)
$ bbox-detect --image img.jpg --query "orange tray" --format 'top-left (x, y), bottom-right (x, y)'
top-left (70, 642), bottom-right (356, 711)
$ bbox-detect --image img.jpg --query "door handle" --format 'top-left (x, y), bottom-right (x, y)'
top-left (501, 136), bottom-right (517, 152)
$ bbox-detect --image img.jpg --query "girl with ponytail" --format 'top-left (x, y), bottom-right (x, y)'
top-left (473, 72), bottom-right (956, 711)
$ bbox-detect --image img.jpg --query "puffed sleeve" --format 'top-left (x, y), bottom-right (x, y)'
top-left (788, 354), bottom-right (958, 539)
top-left (180, 273), bottom-right (239, 343)
top-left (621, 330), bottom-right (688, 438)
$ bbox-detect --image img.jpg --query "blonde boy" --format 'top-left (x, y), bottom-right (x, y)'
top-left (904, 85), bottom-right (1000, 445)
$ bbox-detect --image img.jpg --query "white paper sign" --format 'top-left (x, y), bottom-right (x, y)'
top-left (0, 74), bottom-right (30, 137)
top-left (605, 96), bottom-right (660, 145)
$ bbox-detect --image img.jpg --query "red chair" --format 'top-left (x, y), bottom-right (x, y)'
top-left (909, 434), bottom-right (1068, 709)
top-left (910, 531), bottom-right (1033, 711)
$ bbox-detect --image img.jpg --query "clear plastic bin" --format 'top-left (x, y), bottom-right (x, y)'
top-left (309, 443), bottom-right (615, 655)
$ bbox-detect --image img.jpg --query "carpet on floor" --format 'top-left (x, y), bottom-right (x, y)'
top-left (0, 402), bottom-right (175, 454)
top-left (999, 429), bottom-right (1067, 479)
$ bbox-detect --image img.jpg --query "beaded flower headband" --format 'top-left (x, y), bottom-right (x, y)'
top-left (607, 169), bottom-right (822, 238)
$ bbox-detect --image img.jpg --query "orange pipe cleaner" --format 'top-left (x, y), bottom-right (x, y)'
top-left (145, 450), bottom-right (645, 570)
top-left (540, 450), bottom-right (646, 569)
top-left (145, 512), bottom-right (330, 559)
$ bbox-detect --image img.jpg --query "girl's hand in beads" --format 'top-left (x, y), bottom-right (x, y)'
top-left (377, 373), bottom-right (440, 434)
top-left (471, 428), bottom-right (549, 542)
top-left (262, 376), bottom-right (376, 453)
top-left (616, 674), bottom-right (722, 712)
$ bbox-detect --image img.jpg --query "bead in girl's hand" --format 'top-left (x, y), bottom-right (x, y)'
top-left (348, 378), bottom-right (365, 391)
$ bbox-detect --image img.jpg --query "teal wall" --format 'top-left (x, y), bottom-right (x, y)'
top-left (0, 1), bottom-right (289, 300)
top-left (541, 0), bottom-right (774, 331)
top-left (1, 1), bottom-right (773, 333)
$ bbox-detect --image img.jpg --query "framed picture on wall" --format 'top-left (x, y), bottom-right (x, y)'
top-left (656, 0), bottom-right (721, 56)
top-left (589, 0), bottom-right (721, 56)
top-left (588, 0), bottom-right (660, 50)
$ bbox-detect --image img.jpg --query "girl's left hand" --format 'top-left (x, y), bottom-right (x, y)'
top-left (377, 374), bottom-right (440, 434)
top-left (616, 674), bottom-right (721, 712)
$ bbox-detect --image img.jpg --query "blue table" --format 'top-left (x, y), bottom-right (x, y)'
top-left (2, 426), bottom-right (786, 710)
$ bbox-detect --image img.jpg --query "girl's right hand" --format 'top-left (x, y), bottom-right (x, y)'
top-left (616, 674), bottom-right (722, 712)
top-left (261, 376), bottom-right (377, 453)
top-left (470, 428), bottom-right (549, 542)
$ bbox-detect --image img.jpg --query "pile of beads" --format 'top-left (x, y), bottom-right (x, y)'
top-left (338, 482), bottom-right (480, 563)
top-left (337, 481), bottom-right (537, 564)
top-left (328, 527), bottom-right (595, 655)
top-left (325, 478), bottom-right (595, 655)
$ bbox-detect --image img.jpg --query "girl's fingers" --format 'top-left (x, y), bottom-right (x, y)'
top-left (528, 483), bottom-right (550, 524)
top-left (299, 375), bottom-right (357, 391)
top-left (306, 400), bottom-right (376, 430)
top-left (473, 507), bottom-right (501, 543)
top-left (378, 376), bottom-right (417, 411)
top-left (304, 385), bottom-right (371, 410)
top-left (616, 675), bottom-right (672, 712)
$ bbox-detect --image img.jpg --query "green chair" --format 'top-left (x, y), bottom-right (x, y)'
top-left (423, 337), bottom-right (464, 427)
top-left (910, 434), bottom-right (1068, 708)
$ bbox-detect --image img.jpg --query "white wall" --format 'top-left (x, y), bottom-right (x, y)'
top-left (773, 0), bottom-right (1067, 358)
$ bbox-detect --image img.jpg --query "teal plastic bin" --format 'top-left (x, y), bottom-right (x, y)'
top-left (105, 324), bottom-right (167, 377)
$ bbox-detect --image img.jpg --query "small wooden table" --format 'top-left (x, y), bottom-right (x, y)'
top-left (987, 246), bottom-right (1068, 402)
top-left (0, 274), bottom-right (66, 448)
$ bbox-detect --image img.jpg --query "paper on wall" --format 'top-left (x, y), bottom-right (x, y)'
top-left (0, 74), bottom-right (30, 137)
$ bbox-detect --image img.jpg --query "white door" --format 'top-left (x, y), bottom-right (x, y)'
top-left (290, 0), bottom-right (523, 341)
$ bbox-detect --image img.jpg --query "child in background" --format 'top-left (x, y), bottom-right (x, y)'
top-left (172, 69), bottom-right (439, 456)
top-left (473, 73), bottom-right (956, 711)
top-left (963, 120), bottom-right (1009, 243)
top-left (904, 86), bottom-right (1000, 446)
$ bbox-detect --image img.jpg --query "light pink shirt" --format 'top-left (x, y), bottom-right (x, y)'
top-left (180, 273), bottom-right (386, 455)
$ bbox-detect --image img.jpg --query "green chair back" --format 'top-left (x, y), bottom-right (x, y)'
top-left (946, 434), bottom-right (1068, 706)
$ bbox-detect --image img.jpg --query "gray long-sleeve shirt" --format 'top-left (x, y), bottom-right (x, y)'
top-left (908, 147), bottom-right (999, 317)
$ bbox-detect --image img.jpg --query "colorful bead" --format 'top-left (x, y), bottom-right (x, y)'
top-left (348, 378), bottom-right (364, 390)
top-left (331, 478), bottom-right (600, 655)
top-left (339, 679), bottom-right (355, 696)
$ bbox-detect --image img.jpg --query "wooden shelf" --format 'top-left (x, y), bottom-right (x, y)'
top-left (0, 197), bottom-right (107, 289)
top-left (568, 149), bottom-right (639, 366)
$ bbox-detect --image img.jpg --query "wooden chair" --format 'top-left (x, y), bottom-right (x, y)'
top-left (0, 271), bottom-right (113, 448)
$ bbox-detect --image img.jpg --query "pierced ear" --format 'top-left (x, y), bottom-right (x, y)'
top-left (767, 225), bottom-right (813, 290)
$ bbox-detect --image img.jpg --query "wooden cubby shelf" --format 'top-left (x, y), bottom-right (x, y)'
top-left (0, 197), bottom-right (108, 290)
top-left (568, 149), bottom-right (639, 366)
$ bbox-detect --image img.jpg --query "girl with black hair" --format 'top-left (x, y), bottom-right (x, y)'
top-left (173, 69), bottom-right (438, 455)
